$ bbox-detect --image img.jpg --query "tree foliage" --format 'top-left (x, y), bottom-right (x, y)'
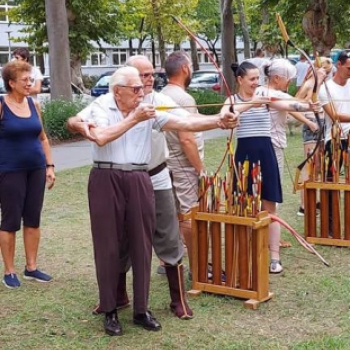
top-left (9, 0), bottom-right (134, 59)
top-left (243, 0), bottom-right (350, 55)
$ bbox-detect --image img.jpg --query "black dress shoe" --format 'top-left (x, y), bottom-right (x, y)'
top-left (133, 310), bottom-right (162, 331)
top-left (104, 310), bottom-right (123, 336)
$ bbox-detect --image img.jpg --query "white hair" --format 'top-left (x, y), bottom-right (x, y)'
top-left (126, 55), bottom-right (150, 67)
top-left (109, 66), bottom-right (140, 92)
top-left (264, 58), bottom-right (297, 80)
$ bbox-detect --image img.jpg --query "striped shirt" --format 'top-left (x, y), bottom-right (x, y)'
top-left (235, 93), bottom-right (271, 139)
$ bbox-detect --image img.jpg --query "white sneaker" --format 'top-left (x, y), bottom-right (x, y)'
top-left (269, 259), bottom-right (283, 274)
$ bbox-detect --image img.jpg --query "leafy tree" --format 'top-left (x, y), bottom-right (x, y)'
top-left (244, 0), bottom-right (350, 56)
top-left (9, 0), bottom-right (136, 88)
top-left (196, 0), bottom-right (221, 64)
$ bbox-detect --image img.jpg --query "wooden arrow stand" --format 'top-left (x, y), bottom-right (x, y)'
top-left (187, 208), bottom-right (274, 310)
top-left (304, 181), bottom-right (350, 246)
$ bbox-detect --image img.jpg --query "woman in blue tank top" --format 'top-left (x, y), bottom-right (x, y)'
top-left (0, 60), bottom-right (55, 289)
top-left (221, 61), bottom-right (320, 274)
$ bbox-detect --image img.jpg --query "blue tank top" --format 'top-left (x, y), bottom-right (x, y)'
top-left (0, 96), bottom-right (46, 172)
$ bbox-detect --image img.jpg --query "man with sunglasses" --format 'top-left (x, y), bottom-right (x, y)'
top-left (67, 65), bottom-right (238, 337)
top-left (12, 48), bottom-right (43, 98)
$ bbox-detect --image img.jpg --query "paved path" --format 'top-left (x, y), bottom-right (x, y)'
top-left (52, 129), bottom-right (230, 172)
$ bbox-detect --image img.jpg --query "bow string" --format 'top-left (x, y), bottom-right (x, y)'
top-left (276, 13), bottom-right (323, 193)
top-left (171, 15), bottom-right (241, 200)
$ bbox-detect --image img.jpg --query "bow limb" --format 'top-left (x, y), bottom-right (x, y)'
top-left (276, 13), bottom-right (322, 193)
top-left (171, 15), bottom-right (242, 199)
top-left (270, 214), bottom-right (330, 266)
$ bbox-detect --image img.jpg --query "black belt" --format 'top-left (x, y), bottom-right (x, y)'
top-left (93, 162), bottom-right (148, 171)
top-left (148, 162), bottom-right (167, 177)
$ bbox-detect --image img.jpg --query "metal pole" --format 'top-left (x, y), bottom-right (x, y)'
top-left (5, 31), bottom-right (12, 62)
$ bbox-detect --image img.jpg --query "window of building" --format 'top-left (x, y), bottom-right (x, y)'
top-left (90, 52), bottom-right (107, 66)
top-left (112, 50), bottom-right (127, 66)
top-left (0, 52), bottom-right (9, 67)
top-left (0, 1), bottom-right (14, 23)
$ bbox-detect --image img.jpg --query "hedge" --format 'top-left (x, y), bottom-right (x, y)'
top-left (42, 99), bottom-right (87, 141)
top-left (188, 90), bottom-right (226, 115)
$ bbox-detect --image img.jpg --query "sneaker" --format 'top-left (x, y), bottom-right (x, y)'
top-left (156, 265), bottom-right (166, 275)
top-left (2, 273), bottom-right (21, 289)
top-left (23, 268), bottom-right (52, 282)
top-left (297, 206), bottom-right (319, 217)
top-left (297, 207), bottom-right (305, 217)
top-left (269, 259), bottom-right (283, 274)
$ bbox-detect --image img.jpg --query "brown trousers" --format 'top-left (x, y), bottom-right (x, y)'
top-left (88, 168), bottom-right (155, 313)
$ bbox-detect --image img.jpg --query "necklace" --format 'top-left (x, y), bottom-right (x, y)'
top-left (7, 96), bottom-right (27, 109)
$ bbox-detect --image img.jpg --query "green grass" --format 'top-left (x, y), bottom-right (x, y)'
top-left (1, 130), bottom-right (350, 350)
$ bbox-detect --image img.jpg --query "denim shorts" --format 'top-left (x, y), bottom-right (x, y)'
top-left (302, 118), bottom-right (324, 143)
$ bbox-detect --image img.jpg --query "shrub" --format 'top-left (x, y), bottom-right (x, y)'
top-left (188, 90), bottom-right (226, 115)
top-left (288, 81), bottom-right (297, 96)
top-left (42, 99), bottom-right (87, 141)
top-left (82, 75), bottom-right (99, 90)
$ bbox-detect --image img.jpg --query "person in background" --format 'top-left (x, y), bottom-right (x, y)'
top-left (12, 48), bottom-right (43, 98)
top-left (221, 61), bottom-right (321, 274)
top-left (245, 48), bottom-right (270, 86)
top-left (295, 54), bottom-right (310, 92)
top-left (161, 51), bottom-right (205, 275)
top-left (0, 60), bottom-right (55, 289)
top-left (318, 51), bottom-right (350, 236)
top-left (296, 57), bottom-right (331, 216)
top-left (260, 58), bottom-right (320, 247)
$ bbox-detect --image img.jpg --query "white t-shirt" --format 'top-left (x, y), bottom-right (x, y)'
top-left (161, 84), bottom-right (204, 169)
top-left (30, 66), bottom-right (43, 99)
top-left (295, 60), bottom-right (309, 87)
top-left (258, 86), bottom-right (291, 149)
top-left (318, 79), bottom-right (350, 142)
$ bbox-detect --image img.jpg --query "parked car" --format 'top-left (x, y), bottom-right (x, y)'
top-left (90, 69), bottom-right (168, 97)
top-left (90, 71), bottom-right (114, 97)
top-left (188, 70), bottom-right (221, 92)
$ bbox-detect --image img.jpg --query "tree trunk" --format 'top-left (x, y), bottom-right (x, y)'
top-left (71, 54), bottom-right (89, 93)
top-left (128, 39), bottom-right (134, 57)
top-left (220, 0), bottom-right (234, 93)
top-left (151, 0), bottom-right (166, 68)
top-left (45, 0), bottom-right (72, 100)
top-left (190, 38), bottom-right (199, 71)
top-left (236, 0), bottom-right (251, 59)
top-left (156, 24), bottom-right (166, 67)
top-left (302, 0), bottom-right (336, 56)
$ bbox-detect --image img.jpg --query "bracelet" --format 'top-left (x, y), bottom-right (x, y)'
top-left (46, 164), bottom-right (55, 168)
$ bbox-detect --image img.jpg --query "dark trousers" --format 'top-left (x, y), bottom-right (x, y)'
top-left (88, 168), bottom-right (155, 313)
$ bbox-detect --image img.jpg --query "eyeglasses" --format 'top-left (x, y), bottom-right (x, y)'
top-left (117, 85), bottom-right (144, 94)
top-left (17, 77), bottom-right (34, 85)
top-left (139, 73), bottom-right (155, 79)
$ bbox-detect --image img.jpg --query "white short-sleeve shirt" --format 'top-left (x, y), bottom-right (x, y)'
top-left (81, 92), bottom-right (170, 165)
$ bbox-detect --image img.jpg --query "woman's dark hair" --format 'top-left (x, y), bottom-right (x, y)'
top-left (12, 48), bottom-right (30, 62)
top-left (231, 61), bottom-right (258, 78)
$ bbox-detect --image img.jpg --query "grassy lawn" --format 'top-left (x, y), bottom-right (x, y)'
top-left (1, 130), bottom-right (350, 350)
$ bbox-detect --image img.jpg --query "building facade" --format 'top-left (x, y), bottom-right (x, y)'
top-left (0, 1), bottom-right (245, 78)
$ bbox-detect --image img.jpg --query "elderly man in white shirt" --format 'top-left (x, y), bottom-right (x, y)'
top-left (67, 65), bottom-right (238, 337)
